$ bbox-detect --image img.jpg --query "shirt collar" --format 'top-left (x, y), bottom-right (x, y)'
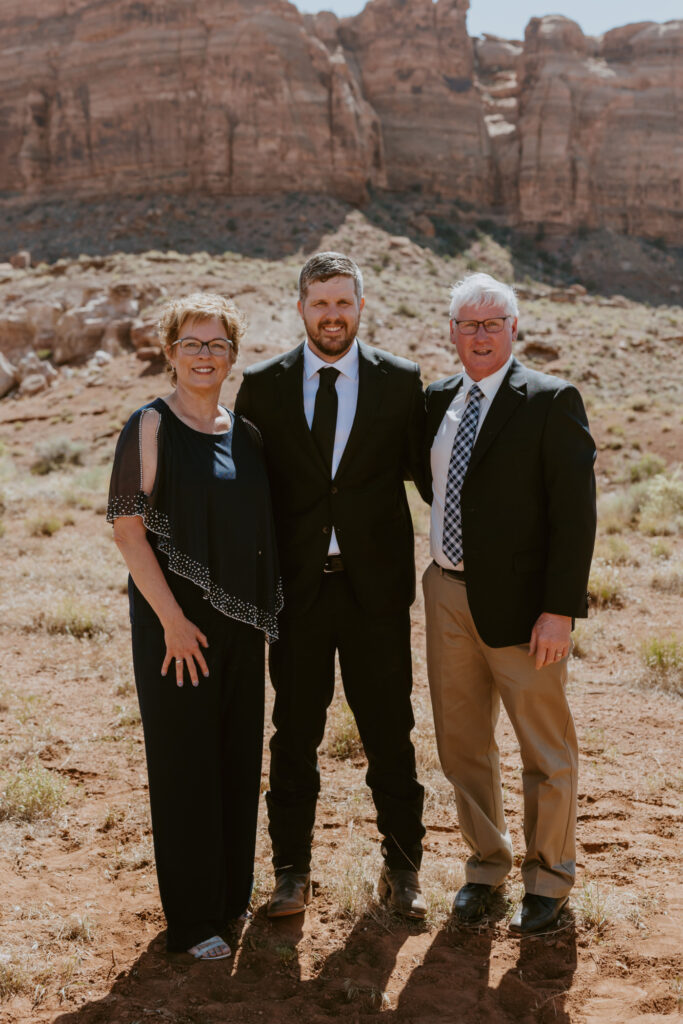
top-left (304, 338), bottom-right (359, 381)
top-left (462, 355), bottom-right (513, 402)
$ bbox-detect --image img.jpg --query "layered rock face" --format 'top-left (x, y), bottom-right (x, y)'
top-left (336, 0), bottom-right (491, 204)
top-left (0, 0), bottom-right (383, 203)
top-left (0, 1), bottom-right (681, 243)
top-left (516, 17), bottom-right (683, 242)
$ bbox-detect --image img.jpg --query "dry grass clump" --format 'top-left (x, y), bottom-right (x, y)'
top-left (0, 764), bottom-right (67, 823)
top-left (593, 535), bottom-right (636, 566)
top-left (588, 561), bottom-right (625, 609)
top-left (56, 913), bottom-right (96, 944)
top-left (629, 453), bottom-right (666, 483)
top-left (572, 881), bottom-right (621, 938)
top-left (31, 438), bottom-right (84, 476)
top-left (35, 597), bottom-right (110, 639)
top-left (421, 859), bottom-right (465, 929)
top-left (110, 835), bottom-right (154, 875)
top-left (650, 566), bottom-right (683, 596)
top-left (342, 978), bottom-right (391, 1011)
top-left (27, 513), bottom-right (63, 537)
top-left (326, 700), bottom-right (364, 760)
top-left (597, 470), bottom-right (682, 536)
top-left (651, 538), bottom-right (672, 559)
top-left (597, 488), bottom-right (641, 535)
top-left (638, 471), bottom-right (683, 535)
top-left (639, 636), bottom-right (683, 696)
top-left (324, 827), bottom-right (381, 920)
top-left (571, 621), bottom-right (602, 660)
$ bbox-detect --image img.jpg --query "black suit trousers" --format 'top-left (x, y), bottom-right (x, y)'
top-left (267, 572), bottom-right (425, 873)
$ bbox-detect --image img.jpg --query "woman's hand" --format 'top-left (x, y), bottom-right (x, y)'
top-left (161, 613), bottom-right (210, 687)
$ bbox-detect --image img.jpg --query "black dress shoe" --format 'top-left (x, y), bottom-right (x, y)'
top-left (378, 867), bottom-right (427, 919)
top-left (266, 872), bottom-right (312, 918)
top-left (509, 893), bottom-right (568, 934)
top-left (452, 882), bottom-right (498, 923)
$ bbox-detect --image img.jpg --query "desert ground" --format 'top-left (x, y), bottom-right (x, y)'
top-left (0, 208), bottom-right (682, 1023)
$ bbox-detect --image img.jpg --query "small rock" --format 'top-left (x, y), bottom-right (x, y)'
top-left (520, 340), bottom-right (561, 362)
top-left (90, 349), bottom-right (113, 367)
top-left (19, 373), bottom-right (48, 396)
top-left (136, 346), bottom-right (163, 362)
top-left (10, 250), bottom-right (31, 269)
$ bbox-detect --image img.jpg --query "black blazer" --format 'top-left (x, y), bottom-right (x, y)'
top-left (235, 341), bottom-right (428, 613)
top-left (425, 358), bottom-right (597, 648)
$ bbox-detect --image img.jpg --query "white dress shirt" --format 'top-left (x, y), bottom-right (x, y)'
top-left (303, 339), bottom-right (359, 556)
top-left (430, 356), bottom-right (513, 570)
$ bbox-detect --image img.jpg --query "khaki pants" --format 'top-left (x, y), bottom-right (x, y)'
top-left (422, 561), bottom-right (578, 897)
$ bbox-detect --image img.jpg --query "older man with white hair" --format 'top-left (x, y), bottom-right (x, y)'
top-left (422, 273), bottom-right (596, 934)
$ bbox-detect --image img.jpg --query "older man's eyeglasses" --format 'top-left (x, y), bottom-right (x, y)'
top-left (172, 337), bottom-right (234, 355)
top-left (452, 317), bottom-right (511, 335)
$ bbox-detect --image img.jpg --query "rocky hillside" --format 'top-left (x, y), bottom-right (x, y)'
top-left (0, 0), bottom-right (681, 243)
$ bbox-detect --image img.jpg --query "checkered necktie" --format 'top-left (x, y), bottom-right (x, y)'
top-left (442, 383), bottom-right (483, 567)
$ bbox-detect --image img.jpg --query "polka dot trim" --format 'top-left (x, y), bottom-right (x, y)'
top-left (107, 492), bottom-right (283, 642)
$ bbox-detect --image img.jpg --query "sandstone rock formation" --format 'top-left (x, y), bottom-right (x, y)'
top-left (516, 17), bottom-right (683, 242)
top-left (0, 1), bottom-right (681, 244)
top-left (0, 0), bottom-right (383, 205)
top-left (336, 0), bottom-right (491, 203)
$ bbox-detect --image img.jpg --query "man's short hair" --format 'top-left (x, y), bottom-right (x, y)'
top-left (299, 251), bottom-right (364, 302)
top-left (449, 273), bottom-right (519, 321)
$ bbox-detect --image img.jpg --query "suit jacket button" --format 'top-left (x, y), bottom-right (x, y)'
top-left (322, 526), bottom-right (330, 535)
top-left (331, 485), bottom-right (338, 494)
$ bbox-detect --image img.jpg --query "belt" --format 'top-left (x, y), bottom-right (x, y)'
top-left (434, 560), bottom-right (465, 581)
top-left (323, 555), bottom-right (345, 574)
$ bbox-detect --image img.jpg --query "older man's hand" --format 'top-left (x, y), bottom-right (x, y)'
top-left (529, 612), bottom-right (572, 670)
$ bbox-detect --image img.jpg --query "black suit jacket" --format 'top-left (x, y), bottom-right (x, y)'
top-left (425, 358), bottom-right (597, 648)
top-left (235, 341), bottom-right (428, 613)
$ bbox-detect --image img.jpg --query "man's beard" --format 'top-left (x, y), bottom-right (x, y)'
top-left (304, 313), bottom-right (360, 358)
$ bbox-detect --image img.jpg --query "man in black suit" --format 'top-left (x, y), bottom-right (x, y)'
top-left (235, 252), bottom-right (427, 919)
top-left (423, 272), bottom-right (596, 935)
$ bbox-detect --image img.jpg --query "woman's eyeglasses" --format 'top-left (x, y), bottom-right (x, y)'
top-left (172, 337), bottom-right (234, 355)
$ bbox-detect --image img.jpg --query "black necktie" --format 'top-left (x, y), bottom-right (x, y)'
top-left (311, 367), bottom-right (340, 475)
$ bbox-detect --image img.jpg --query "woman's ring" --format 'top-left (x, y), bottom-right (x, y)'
top-left (175, 658), bottom-right (182, 664)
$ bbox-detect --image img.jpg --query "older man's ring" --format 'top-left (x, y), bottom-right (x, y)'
top-left (175, 658), bottom-right (182, 664)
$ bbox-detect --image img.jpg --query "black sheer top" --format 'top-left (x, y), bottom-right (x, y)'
top-left (107, 398), bottom-right (282, 641)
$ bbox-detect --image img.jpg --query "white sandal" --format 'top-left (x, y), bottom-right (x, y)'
top-left (188, 935), bottom-right (232, 960)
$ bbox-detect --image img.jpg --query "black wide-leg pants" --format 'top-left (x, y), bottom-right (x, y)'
top-left (129, 575), bottom-right (265, 952)
top-left (267, 572), bottom-right (425, 874)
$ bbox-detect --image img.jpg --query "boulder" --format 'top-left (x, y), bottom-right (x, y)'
top-left (53, 296), bottom-right (111, 363)
top-left (15, 350), bottom-right (58, 384)
top-left (0, 310), bottom-right (34, 361)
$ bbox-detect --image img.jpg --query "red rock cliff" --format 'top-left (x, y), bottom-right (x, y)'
top-left (0, 1), bottom-right (681, 243)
